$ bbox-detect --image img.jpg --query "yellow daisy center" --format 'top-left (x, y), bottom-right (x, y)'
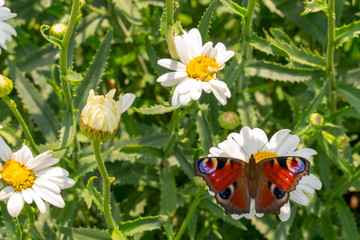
top-left (1, 160), bottom-right (35, 191)
top-left (186, 56), bottom-right (219, 82)
top-left (253, 151), bottom-right (278, 163)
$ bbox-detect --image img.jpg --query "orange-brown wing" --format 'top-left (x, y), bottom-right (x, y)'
top-left (194, 157), bottom-right (251, 214)
top-left (254, 156), bottom-right (310, 214)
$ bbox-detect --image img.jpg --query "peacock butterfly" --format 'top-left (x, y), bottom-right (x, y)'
top-left (194, 155), bottom-right (310, 214)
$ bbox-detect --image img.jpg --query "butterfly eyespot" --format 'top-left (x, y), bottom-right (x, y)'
top-left (219, 188), bottom-right (232, 199)
top-left (198, 158), bottom-right (217, 174)
top-left (273, 187), bottom-right (285, 199)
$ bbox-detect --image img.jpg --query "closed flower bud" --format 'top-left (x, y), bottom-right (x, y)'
top-left (0, 75), bottom-right (13, 98)
top-left (49, 23), bottom-right (67, 40)
top-left (80, 89), bottom-right (135, 142)
top-left (310, 113), bottom-right (324, 128)
top-left (218, 111), bottom-right (240, 130)
top-left (335, 135), bottom-right (349, 149)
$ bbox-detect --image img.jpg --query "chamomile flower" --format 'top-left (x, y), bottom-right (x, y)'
top-left (208, 126), bottom-right (322, 222)
top-left (157, 28), bottom-right (234, 108)
top-left (80, 89), bottom-right (136, 142)
top-left (0, 0), bottom-right (16, 53)
top-left (0, 137), bottom-right (75, 217)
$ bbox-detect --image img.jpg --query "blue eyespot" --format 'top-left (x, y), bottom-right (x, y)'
top-left (274, 187), bottom-right (285, 199)
top-left (219, 188), bottom-right (231, 199)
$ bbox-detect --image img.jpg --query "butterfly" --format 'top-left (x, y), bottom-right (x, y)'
top-left (194, 155), bottom-right (310, 214)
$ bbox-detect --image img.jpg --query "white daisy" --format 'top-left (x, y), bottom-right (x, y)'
top-left (80, 89), bottom-right (136, 142)
top-left (208, 126), bottom-right (322, 222)
top-left (0, 137), bottom-right (76, 217)
top-left (157, 28), bottom-right (235, 108)
top-left (0, 0), bottom-right (16, 53)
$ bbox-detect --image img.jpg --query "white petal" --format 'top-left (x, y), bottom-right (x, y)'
top-left (157, 59), bottom-right (186, 71)
top-left (0, 136), bottom-right (12, 162)
top-left (208, 147), bottom-right (225, 157)
top-left (231, 214), bottom-right (243, 220)
top-left (267, 129), bottom-right (291, 153)
top-left (22, 189), bottom-right (33, 204)
top-left (243, 199), bottom-right (256, 219)
top-left (276, 135), bottom-right (300, 156)
top-left (216, 51), bottom-right (235, 67)
top-left (27, 188), bottom-right (46, 214)
top-left (174, 34), bottom-right (191, 64)
top-left (178, 92), bottom-right (191, 106)
top-left (190, 81), bottom-right (202, 101)
top-left (35, 167), bottom-right (69, 178)
top-left (30, 158), bottom-right (59, 172)
top-left (49, 177), bottom-right (76, 189)
top-left (0, 186), bottom-right (14, 200)
top-left (34, 179), bottom-right (61, 194)
top-left (121, 93), bottom-right (136, 113)
top-left (12, 145), bottom-right (33, 165)
top-left (278, 202), bottom-right (291, 222)
top-left (7, 192), bottom-right (24, 217)
top-left (299, 174), bottom-right (322, 190)
top-left (177, 78), bottom-right (197, 95)
top-left (252, 128), bottom-right (270, 152)
top-left (290, 189), bottom-right (309, 205)
top-left (296, 183), bottom-right (315, 196)
top-left (208, 189), bottom-right (215, 196)
top-left (171, 86), bottom-right (181, 108)
top-left (156, 72), bottom-right (188, 87)
top-left (211, 84), bottom-right (227, 105)
top-left (32, 185), bottom-right (65, 208)
top-left (185, 28), bottom-right (202, 57)
top-left (237, 127), bottom-right (259, 156)
top-left (201, 81), bottom-right (211, 93)
top-left (201, 41), bottom-right (213, 56)
top-left (26, 150), bottom-right (55, 170)
top-left (291, 148), bottom-right (317, 159)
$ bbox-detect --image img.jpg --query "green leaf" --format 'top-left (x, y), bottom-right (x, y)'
top-left (110, 228), bottom-right (126, 240)
top-left (60, 227), bottom-right (111, 240)
top-left (337, 83), bottom-right (360, 113)
top-left (293, 80), bottom-right (329, 133)
top-left (320, 206), bottom-right (337, 240)
top-left (145, 35), bottom-right (166, 76)
top-left (301, 0), bottom-right (328, 15)
top-left (40, 24), bottom-right (63, 48)
top-left (223, 53), bottom-right (243, 87)
top-left (53, 111), bottom-right (76, 150)
top-left (203, 199), bottom-right (247, 230)
top-left (118, 215), bottom-right (168, 236)
top-left (196, 106), bottom-right (213, 155)
top-left (249, 33), bottom-right (289, 58)
top-left (188, 207), bottom-right (198, 239)
top-left (65, 70), bottom-right (83, 84)
top-left (160, 165), bottom-right (177, 215)
top-left (335, 20), bottom-right (360, 47)
top-left (245, 60), bottom-right (324, 82)
top-left (133, 104), bottom-right (175, 115)
top-left (263, 29), bottom-right (325, 68)
top-left (0, 202), bottom-right (17, 240)
top-left (86, 177), bottom-right (104, 214)
top-left (219, 0), bottom-right (247, 18)
top-left (334, 199), bottom-right (359, 240)
top-left (173, 147), bottom-right (193, 178)
top-left (8, 60), bottom-right (60, 142)
top-left (74, 30), bottom-right (113, 112)
top-left (197, 0), bottom-right (218, 41)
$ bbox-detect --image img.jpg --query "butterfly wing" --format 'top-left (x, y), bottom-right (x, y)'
top-left (254, 156), bottom-right (310, 214)
top-left (194, 157), bottom-right (251, 214)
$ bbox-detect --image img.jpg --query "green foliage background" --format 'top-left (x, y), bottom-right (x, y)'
top-left (0, 0), bottom-right (360, 239)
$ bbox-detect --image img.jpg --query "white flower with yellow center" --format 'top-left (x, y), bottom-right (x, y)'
top-left (0, 137), bottom-right (76, 217)
top-left (0, 0), bottom-right (16, 53)
top-left (157, 28), bottom-right (235, 108)
top-left (80, 89), bottom-right (136, 142)
top-left (208, 126), bottom-right (322, 222)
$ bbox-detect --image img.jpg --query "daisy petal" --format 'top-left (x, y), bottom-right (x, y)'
top-left (12, 145), bottom-right (33, 165)
top-left (34, 179), bottom-right (61, 194)
top-left (276, 135), bottom-right (300, 156)
top-left (27, 188), bottom-right (46, 214)
top-left (35, 167), bottom-right (69, 178)
top-left (121, 93), bottom-right (136, 113)
top-left (190, 81), bottom-right (202, 101)
top-left (32, 185), bottom-right (65, 208)
top-left (30, 158), bottom-right (59, 172)
top-left (299, 174), bottom-right (322, 190)
top-left (22, 189), bottom-right (33, 204)
top-left (157, 59), bottom-right (186, 71)
top-left (174, 34), bottom-right (191, 64)
top-left (157, 72), bottom-right (188, 87)
top-left (267, 129), bottom-right (291, 153)
top-left (26, 150), bottom-right (55, 170)
top-left (291, 148), bottom-right (317, 159)
top-left (0, 136), bottom-right (12, 162)
top-left (7, 192), bottom-right (24, 217)
top-left (290, 189), bottom-right (309, 205)
top-left (0, 186), bottom-right (14, 200)
top-left (278, 202), bottom-right (291, 222)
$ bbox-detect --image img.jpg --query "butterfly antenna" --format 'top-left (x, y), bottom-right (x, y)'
top-left (231, 136), bottom-right (250, 158)
top-left (258, 141), bottom-right (268, 152)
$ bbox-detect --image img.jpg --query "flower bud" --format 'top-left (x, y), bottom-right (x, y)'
top-left (309, 113), bottom-right (324, 128)
top-left (80, 0), bottom-right (86, 7)
top-left (0, 75), bottom-right (13, 98)
top-left (335, 135), bottom-right (349, 149)
top-left (218, 111), bottom-right (240, 130)
top-left (49, 24), bottom-right (67, 40)
top-left (80, 89), bottom-right (135, 142)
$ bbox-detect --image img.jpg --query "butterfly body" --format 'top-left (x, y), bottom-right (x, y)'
top-left (194, 155), bottom-right (310, 215)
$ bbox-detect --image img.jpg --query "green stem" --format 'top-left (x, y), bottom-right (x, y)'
top-left (92, 141), bottom-right (116, 231)
top-left (174, 190), bottom-right (203, 240)
top-left (165, 0), bottom-right (178, 59)
top-left (326, 0), bottom-right (336, 113)
top-left (25, 205), bottom-right (46, 240)
top-left (59, 0), bottom-right (80, 113)
top-left (2, 96), bottom-right (40, 155)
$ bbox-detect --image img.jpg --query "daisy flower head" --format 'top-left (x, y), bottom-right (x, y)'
top-left (0, 0), bottom-right (17, 53)
top-left (157, 28), bottom-right (235, 108)
top-left (0, 137), bottom-right (76, 217)
top-left (208, 126), bottom-right (322, 222)
top-left (80, 89), bottom-right (136, 142)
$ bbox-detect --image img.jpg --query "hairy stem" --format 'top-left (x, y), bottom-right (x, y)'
top-left (2, 96), bottom-right (40, 155)
top-left (174, 190), bottom-right (203, 240)
top-left (165, 0), bottom-right (178, 58)
top-left (59, 0), bottom-right (80, 113)
top-left (92, 141), bottom-right (116, 231)
top-left (326, 0), bottom-right (336, 113)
